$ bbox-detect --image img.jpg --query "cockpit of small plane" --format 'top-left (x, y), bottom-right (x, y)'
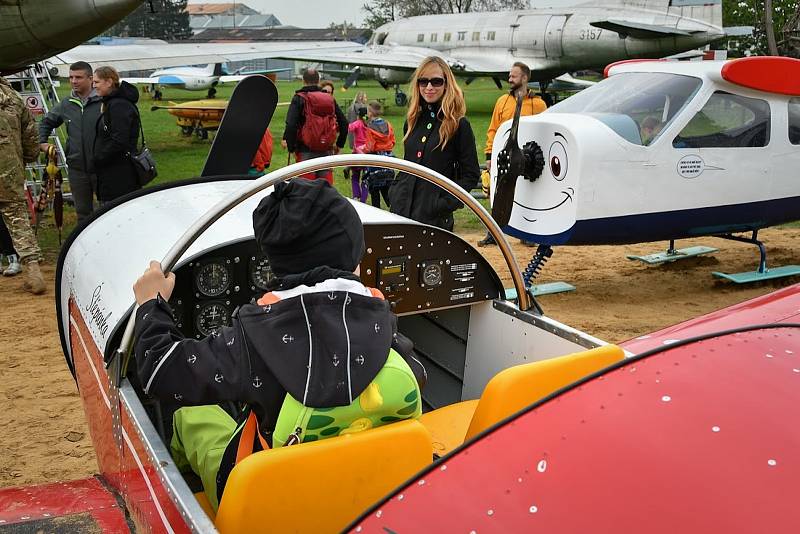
top-left (161, 217), bottom-right (504, 412)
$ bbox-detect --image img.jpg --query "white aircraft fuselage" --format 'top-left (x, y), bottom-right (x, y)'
top-left (357, 1), bottom-right (723, 84)
top-left (145, 66), bottom-right (220, 91)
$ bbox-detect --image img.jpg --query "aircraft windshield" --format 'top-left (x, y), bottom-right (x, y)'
top-left (549, 73), bottom-right (703, 146)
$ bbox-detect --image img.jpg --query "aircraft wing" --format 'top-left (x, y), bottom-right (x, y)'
top-left (48, 41), bottom-right (362, 77)
top-left (590, 19), bottom-right (699, 39)
top-left (219, 67), bottom-right (292, 83)
top-left (123, 75), bottom-right (186, 86)
top-left (273, 45), bottom-right (472, 73)
top-left (535, 73), bottom-right (596, 92)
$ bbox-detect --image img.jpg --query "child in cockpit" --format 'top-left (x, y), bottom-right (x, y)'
top-left (132, 178), bottom-right (425, 511)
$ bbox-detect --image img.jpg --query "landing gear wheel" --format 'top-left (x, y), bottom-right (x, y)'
top-left (153, 90), bottom-right (163, 101)
top-left (207, 87), bottom-right (217, 99)
top-left (395, 91), bottom-right (407, 107)
top-left (181, 125), bottom-right (194, 136)
top-left (196, 127), bottom-right (209, 140)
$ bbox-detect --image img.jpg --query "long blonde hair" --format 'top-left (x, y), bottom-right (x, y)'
top-left (404, 57), bottom-right (465, 149)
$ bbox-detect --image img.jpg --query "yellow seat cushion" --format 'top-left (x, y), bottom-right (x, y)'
top-left (418, 399), bottom-right (479, 456)
top-left (194, 491), bottom-right (216, 522)
top-left (418, 345), bottom-right (625, 454)
top-left (465, 344), bottom-right (625, 440)
top-left (214, 419), bottom-right (432, 534)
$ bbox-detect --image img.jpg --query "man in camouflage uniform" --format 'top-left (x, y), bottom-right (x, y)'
top-left (0, 76), bottom-right (46, 294)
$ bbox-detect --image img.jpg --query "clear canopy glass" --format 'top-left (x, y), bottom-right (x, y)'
top-left (549, 72), bottom-right (703, 146)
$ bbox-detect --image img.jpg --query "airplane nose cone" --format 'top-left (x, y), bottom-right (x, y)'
top-left (0, 0), bottom-right (140, 72)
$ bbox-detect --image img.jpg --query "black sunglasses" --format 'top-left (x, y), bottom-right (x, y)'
top-left (417, 77), bottom-right (446, 88)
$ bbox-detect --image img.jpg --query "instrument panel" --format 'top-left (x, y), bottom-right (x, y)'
top-left (168, 224), bottom-right (503, 339)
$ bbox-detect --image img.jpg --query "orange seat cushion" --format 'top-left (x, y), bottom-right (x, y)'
top-left (418, 399), bottom-right (479, 456)
top-left (214, 419), bottom-right (432, 534)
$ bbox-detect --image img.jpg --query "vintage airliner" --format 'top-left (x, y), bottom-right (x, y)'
top-left (276, 0), bottom-right (724, 105)
top-left (490, 55), bottom-right (800, 283)
top-left (0, 150), bottom-right (797, 532)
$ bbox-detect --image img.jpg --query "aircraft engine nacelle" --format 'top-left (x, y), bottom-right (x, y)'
top-left (0, 0), bottom-right (140, 73)
top-left (490, 114), bottom-right (630, 245)
top-left (377, 68), bottom-right (411, 85)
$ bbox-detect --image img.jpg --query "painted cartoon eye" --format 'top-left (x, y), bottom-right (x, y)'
top-left (548, 141), bottom-right (568, 181)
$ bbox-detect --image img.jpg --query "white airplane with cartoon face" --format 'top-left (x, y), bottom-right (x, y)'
top-left (490, 56), bottom-right (800, 283)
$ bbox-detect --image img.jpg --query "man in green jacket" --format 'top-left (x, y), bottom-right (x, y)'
top-left (38, 61), bottom-right (102, 224)
top-left (0, 76), bottom-right (46, 294)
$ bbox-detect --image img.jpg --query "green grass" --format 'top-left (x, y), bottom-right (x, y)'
top-left (41, 78), bottom-right (504, 253)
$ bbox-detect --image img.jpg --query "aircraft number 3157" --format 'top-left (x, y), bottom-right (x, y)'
top-left (579, 29), bottom-right (603, 40)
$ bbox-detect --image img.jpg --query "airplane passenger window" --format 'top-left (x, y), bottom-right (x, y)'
top-left (550, 72), bottom-right (702, 146)
top-left (417, 33), bottom-right (424, 42)
top-left (431, 33), bottom-right (438, 42)
top-left (789, 98), bottom-right (800, 145)
top-left (472, 31), bottom-right (480, 41)
top-left (487, 31), bottom-right (496, 40)
top-left (444, 32), bottom-right (452, 42)
top-left (458, 31), bottom-right (466, 41)
top-left (673, 91), bottom-right (770, 148)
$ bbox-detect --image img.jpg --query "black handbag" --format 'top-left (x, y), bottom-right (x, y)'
top-left (129, 108), bottom-right (157, 186)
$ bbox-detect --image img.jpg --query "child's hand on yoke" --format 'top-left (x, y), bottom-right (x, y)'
top-left (133, 260), bottom-right (176, 305)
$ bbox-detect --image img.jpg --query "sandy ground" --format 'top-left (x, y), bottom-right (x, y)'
top-left (1, 227), bottom-right (798, 488)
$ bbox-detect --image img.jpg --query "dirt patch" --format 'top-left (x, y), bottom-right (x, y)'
top-left (1, 227), bottom-right (798, 487)
top-left (0, 263), bottom-right (95, 488)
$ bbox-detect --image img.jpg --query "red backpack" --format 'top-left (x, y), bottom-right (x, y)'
top-left (297, 91), bottom-right (338, 152)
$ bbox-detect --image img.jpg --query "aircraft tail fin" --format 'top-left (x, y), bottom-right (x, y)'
top-left (610, 0), bottom-right (722, 28)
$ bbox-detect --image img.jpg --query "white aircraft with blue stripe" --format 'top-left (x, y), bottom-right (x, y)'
top-left (490, 56), bottom-right (800, 284)
top-left (124, 63), bottom-right (287, 99)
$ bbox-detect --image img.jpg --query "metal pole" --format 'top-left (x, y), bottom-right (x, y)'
top-left (112, 154), bottom-right (531, 363)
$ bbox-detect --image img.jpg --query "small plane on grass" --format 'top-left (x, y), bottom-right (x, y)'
top-left (0, 151), bottom-right (797, 532)
top-left (490, 55), bottom-right (800, 285)
top-left (125, 63), bottom-right (290, 100)
top-left (151, 99), bottom-right (227, 139)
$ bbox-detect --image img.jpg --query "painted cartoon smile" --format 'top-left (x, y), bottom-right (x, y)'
top-left (515, 188), bottom-right (574, 222)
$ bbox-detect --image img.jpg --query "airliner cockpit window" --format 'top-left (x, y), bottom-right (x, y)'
top-left (549, 73), bottom-right (702, 146)
top-left (789, 98), bottom-right (800, 145)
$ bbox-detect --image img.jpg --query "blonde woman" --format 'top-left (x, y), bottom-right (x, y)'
top-left (92, 66), bottom-right (141, 202)
top-left (388, 56), bottom-right (479, 230)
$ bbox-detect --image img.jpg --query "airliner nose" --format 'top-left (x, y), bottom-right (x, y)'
top-left (0, 0), bottom-right (140, 72)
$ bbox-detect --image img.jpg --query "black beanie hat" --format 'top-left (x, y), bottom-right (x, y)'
top-left (252, 179), bottom-right (365, 277)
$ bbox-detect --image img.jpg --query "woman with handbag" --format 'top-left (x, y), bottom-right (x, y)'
top-left (388, 56), bottom-right (480, 231)
top-left (92, 66), bottom-right (141, 202)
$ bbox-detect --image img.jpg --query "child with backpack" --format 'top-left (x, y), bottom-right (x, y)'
top-left (362, 101), bottom-right (395, 209)
top-left (347, 105), bottom-right (369, 202)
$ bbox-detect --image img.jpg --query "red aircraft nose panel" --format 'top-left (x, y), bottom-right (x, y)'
top-left (352, 328), bottom-right (800, 533)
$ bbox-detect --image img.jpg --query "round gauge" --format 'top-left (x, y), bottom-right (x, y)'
top-left (195, 301), bottom-right (230, 336)
top-left (422, 263), bottom-right (443, 287)
top-left (249, 256), bottom-right (274, 290)
top-left (196, 262), bottom-right (230, 297)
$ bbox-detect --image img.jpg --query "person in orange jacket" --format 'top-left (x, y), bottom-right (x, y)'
top-left (479, 62), bottom-right (547, 247)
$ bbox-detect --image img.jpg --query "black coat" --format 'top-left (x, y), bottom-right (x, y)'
top-left (93, 81), bottom-right (141, 201)
top-left (135, 278), bottom-right (425, 500)
top-left (282, 85), bottom-right (348, 153)
top-left (389, 102), bottom-right (480, 230)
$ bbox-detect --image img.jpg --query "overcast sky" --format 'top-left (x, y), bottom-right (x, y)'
top-left (209, 0), bottom-right (368, 27)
